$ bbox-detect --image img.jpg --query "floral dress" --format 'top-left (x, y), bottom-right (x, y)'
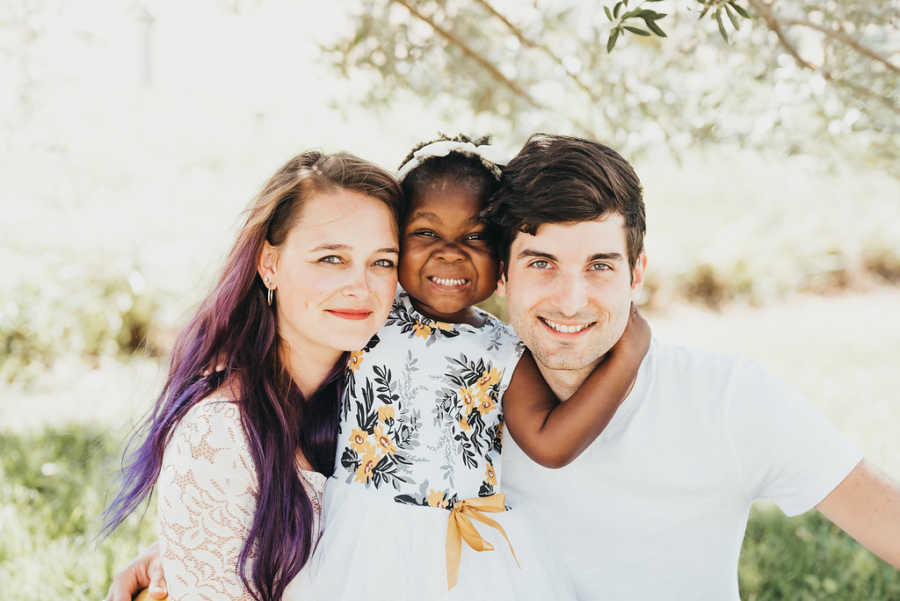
top-left (294, 290), bottom-right (574, 601)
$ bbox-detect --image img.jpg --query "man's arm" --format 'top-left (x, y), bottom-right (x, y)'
top-left (104, 542), bottom-right (167, 601)
top-left (816, 459), bottom-right (900, 569)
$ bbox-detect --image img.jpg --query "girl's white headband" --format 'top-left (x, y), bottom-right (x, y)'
top-left (397, 140), bottom-right (508, 181)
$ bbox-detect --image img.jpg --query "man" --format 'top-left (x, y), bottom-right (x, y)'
top-left (107, 134), bottom-right (900, 600)
top-left (490, 134), bottom-right (900, 599)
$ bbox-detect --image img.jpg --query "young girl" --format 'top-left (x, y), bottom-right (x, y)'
top-left (295, 135), bottom-right (649, 601)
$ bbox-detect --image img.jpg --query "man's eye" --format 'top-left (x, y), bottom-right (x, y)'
top-left (373, 258), bottom-right (396, 268)
top-left (529, 260), bottom-right (551, 269)
top-left (589, 263), bottom-right (612, 271)
top-left (319, 255), bottom-right (343, 264)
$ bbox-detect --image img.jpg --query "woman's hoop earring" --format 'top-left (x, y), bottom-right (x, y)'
top-left (264, 277), bottom-right (274, 306)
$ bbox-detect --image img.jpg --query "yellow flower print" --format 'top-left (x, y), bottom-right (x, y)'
top-left (433, 321), bottom-right (454, 332)
top-left (485, 462), bottom-right (497, 486)
top-left (458, 386), bottom-right (478, 416)
top-left (427, 488), bottom-right (448, 508)
top-left (349, 427), bottom-right (370, 453)
top-left (377, 404), bottom-right (395, 423)
top-left (354, 445), bottom-right (379, 484)
top-left (458, 416), bottom-right (472, 432)
top-left (412, 321), bottom-right (433, 339)
top-left (373, 424), bottom-right (397, 455)
top-left (348, 351), bottom-right (364, 372)
top-left (476, 392), bottom-right (497, 417)
top-left (476, 366), bottom-right (501, 389)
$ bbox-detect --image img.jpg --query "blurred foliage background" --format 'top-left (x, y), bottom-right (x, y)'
top-left (1, 1), bottom-right (898, 599)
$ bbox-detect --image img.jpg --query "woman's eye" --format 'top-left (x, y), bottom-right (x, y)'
top-left (373, 258), bottom-right (396, 268)
top-left (529, 260), bottom-right (551, 269)
top-left (319, 255), bottom-right (343, 264)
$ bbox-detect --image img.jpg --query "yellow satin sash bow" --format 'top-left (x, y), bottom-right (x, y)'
top-left (445, 493), bottom-right (520, 590)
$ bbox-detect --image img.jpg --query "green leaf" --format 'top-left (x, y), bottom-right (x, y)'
top-left (715, 7), bottom-right (729, 42)
top-left (729, 1), bottom-right (750, 18)
top-left (607, 27), bottom-right (621, 52)
top-left (637, 9), bottom-right (661, 19)
top-left (698, 4), bottom-right (711, 19)
top-left (644, 17), bottom-right (667, 37)
top-left (604, 5), bottom-right (613, 21)
top-left (725, 3), bottom-right (740, 30)
top-left (624, 25), bottom-right (651, 36)
top-left (613, 1), bottom-right (623, 19)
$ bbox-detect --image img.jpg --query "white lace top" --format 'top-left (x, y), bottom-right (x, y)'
top-left (157, 397), bottom-right (326, 600)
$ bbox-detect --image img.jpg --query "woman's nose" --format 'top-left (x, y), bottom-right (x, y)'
top-left (341, 265), bottom-right (370, 297)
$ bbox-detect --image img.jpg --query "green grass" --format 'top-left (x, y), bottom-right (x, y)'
top-left (0, 427), bottom-right (156, 601)
top-left (740, 506), bottom-right (900, 600)
top-left (1, 424), bottom-right (897, 600)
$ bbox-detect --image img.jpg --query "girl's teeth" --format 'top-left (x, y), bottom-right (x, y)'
top-left (545, 319), bottom-right (588, 333)
top-left (432, 277), bottom-right (467, 286)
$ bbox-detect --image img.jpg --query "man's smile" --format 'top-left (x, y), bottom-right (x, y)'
top-left (538, 316), bottom-right (597, 336)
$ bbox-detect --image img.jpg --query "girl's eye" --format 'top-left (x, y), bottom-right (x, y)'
top-left (529, 260), bottom-right (551, 270)
top-left (589, 263), bottom-right (612, 272)
top-left (319, 255), bottom-right (343, 264)
top-left (373, 258), bottom-right (396, 268)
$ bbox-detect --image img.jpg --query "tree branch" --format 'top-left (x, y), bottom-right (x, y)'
top-left (391, 0), bottom-right (600, 136)
top-left (471, 0), bottom-right (680, 149)
top-left (472, 0), bottom-right (602, 102)
top-left (780, 18), bottom-right (899, 74)
top-left (391, 0), bottom-right (542, 108)
top-left (747, 0), bottom-right (899, 114)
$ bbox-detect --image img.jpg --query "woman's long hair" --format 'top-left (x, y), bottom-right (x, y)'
top-left (103, 151), bottom-right (402, 601)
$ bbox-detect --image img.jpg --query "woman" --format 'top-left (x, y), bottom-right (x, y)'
top-left (102, 151), bottom-right (402, 601)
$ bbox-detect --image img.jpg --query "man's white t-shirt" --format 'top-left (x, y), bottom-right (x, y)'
top-left (502, 339), bottom-right (862, 601)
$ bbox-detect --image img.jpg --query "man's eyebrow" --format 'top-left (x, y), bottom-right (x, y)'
top-left (588, 252), bottom-right (624, 262)
top-left (516, 250), bottom-right (625, 262)
top-left (516, 249), bottom-right (558, 261)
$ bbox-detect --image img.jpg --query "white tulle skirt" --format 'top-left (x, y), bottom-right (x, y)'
top-left (288, 482), bottom-right (574, 601)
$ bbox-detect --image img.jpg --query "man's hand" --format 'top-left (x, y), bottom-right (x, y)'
top-left (104, 541), bottom-right (167, 601)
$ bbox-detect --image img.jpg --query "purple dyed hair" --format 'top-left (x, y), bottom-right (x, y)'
top-left (103, 151), bottom-right (402, 601)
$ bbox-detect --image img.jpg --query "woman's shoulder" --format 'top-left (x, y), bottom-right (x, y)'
top-left (165, 387), bottom-right (250, 469)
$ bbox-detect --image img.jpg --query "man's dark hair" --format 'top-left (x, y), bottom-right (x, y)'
top-left (484, 133), bottom-right (646, 272)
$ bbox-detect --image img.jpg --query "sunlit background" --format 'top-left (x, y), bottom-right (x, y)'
top-left (2, 1), bottom-right (898, 599)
